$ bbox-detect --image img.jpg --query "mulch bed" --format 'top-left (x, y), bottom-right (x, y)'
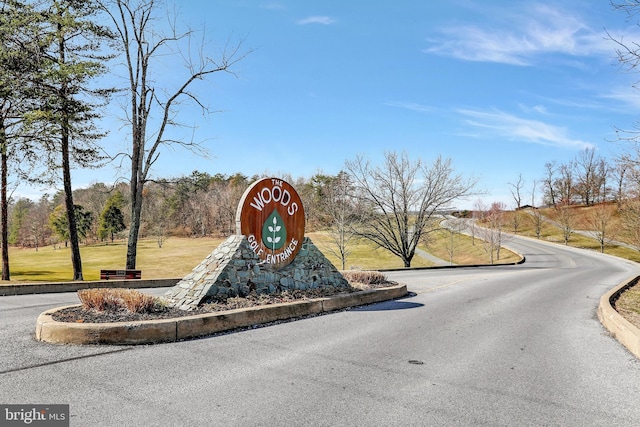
top-left (51, 284), bottom-right (394, 324)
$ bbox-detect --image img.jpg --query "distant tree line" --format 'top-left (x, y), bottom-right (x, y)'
top-left (5, 170), bottom-right (355, 248)
top-left (539, 147), bottom-right (618, 207)
top-left (6, 150), bottom-right (480, 271)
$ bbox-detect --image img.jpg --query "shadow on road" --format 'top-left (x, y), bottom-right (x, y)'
top-left (352, 294), bottom-right (424, 311)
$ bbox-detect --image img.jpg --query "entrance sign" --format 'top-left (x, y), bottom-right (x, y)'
top-left (236, 178), bottom-right (306, 269)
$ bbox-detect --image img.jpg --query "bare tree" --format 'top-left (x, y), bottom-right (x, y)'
top-left (101, 0), bottom-right (247, 269)
top-left (595, 158), bottom-right (610, 203)
top-left (346, 151), bottom-right (477, 267)
top-left (575, 147), bottom-right (602, 206)
top-left (543, 161), bottom-right (557, 206)
top-left (552, 201), bottom-right (574, 245)
top-left (443, 217), bottom-right (466, 265)
top-left (476, 201), bottom-right (508, 264)
top-left (620, 198), bottom-right (640, 251)
top-left (508, 173), bottom-right (525, 233)
top-left (529, 180), bottom-right (543, 239)
top-left (510, 209), bottom-right (524, 234)
top-left (28, 195), bottom-right (53, 250)
top-left (613, 159), bottom-right (628, 207)
top-left (556, 161), bottom-right (575, 205)
top-left (586, 203), bottom-right (614, 253)
top-left (322, 172), bottom-right (368, 270)
top-left (508, 173), bottom-right (525, 209)
top-left (142, 181), bottom-right (170, 247)
top-left (608, 2), bottom-right (640, 199)
top-left (470, 199), bottom-right (487, 246)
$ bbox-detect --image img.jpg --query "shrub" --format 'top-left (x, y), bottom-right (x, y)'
top-left (77, 288), bottom-right (160, 314)
top-left (342, 270), bottom-right (387, 285)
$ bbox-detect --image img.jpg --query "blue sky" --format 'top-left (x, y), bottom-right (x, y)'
top-left (22, 0), bottom-right (640, 209)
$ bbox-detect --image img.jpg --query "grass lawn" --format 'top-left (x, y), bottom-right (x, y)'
top-left (307, 231), bottom-right (435, 270)
top-left (2, 206), bottom-right (639, 283)
top-left (1, 231), bottom-right (447, 283)
top-left (4, 237), bottom-right (224, 282)
top-left (420, 228), bottom-right (520, 265)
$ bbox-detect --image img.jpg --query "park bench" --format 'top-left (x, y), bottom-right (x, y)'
top-left (100, 269), bottom-right (142, 280)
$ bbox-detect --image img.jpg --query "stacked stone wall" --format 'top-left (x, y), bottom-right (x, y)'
top-left (163, 235), bottom-right (349, 310)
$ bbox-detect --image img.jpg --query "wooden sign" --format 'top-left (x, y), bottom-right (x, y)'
top-left (236, 178), bottom-right (306, 269)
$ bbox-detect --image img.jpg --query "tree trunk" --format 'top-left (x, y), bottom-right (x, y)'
top-left (0, 122), bottom-right (9, 281)
top-left (62, 128), bottom-right (83, 281)
top-left (56, 13), bottom-right (83, 281)
top-left (403, 252), bottom-right (413, 268)
top-left (126, 178), bottom-right (143, 270)
top-left (125, 80), bottom-right (144, 269)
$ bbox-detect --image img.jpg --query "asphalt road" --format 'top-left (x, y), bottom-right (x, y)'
top-left (2, 235), bottom-right (640, 426)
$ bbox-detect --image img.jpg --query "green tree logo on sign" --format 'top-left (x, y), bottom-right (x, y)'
top-left (262, 210), bottom-right (286, 250)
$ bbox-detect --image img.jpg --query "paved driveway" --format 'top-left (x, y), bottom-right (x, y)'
top-left (1, 235), bottom-right (640, 426)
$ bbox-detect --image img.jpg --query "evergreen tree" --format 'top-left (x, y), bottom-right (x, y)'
top-left (26, 0), bottom-right (114, 280)
top-left (49, 204), bottom-right (93, 246)
top-left (8, 198), bottom-right (33, 246)
top-left (98, 191), bottom-right (126, 242)
top-left (0, 0), bottom-right (45, 279)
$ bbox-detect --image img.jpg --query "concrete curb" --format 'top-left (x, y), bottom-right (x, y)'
top-left (35, 284), bottom-right (408, 345)
top-left (378, 255), bottom-right (525, 272)
top-left (1, 278), bottom-right (179, 296)
top-left (597, 276), bottom-right (640, 359)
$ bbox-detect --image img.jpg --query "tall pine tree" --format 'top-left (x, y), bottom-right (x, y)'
top-left (27, 0), bottom-right (114, 280)
top-left (0, 0), bottom-right (47, 280)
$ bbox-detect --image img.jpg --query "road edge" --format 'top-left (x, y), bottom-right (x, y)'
top-left (35, 284), bottom-right (408, 345)
top-left (597, 276), bottom-right (640, 359)
top-left (1, 278), bottom-right (179, 296)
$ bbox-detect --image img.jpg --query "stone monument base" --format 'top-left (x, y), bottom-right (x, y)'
top-left (163, 235), bottom-right (349, 310)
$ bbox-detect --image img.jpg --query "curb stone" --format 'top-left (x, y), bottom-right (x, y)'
top-left (597, 276), bottom-right (640, 359)
top-left (1, 278), bottom-right (179, 296)
top-left (35, 284), bottom-right (408, 345)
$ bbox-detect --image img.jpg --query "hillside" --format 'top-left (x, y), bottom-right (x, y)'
top-left (502, 204), bottom-right (640, 262)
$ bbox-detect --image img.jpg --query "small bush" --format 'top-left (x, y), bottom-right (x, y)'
top-left (78, 288), bottom-right (160, 314)
top-left (342, 270), bottom-right (387, 286)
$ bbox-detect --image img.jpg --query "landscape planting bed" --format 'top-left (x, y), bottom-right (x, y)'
top-left (36, 284), bottom-right (407, 345)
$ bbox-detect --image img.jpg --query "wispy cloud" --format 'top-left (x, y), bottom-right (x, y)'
top-left (385, 101), bottom-right (434, 114)
top-left (297, 16), bottom-right (336, 25)
top-left (518, 103), bottom-right (549, 115)
top-left (538, 86), bottom-right (640, 113)
top-left (457, 108), bottom-right (594, 149)
top-left (601, 86), bottom-right (640, 112)
top-left (425, 4), bottom-right (613, 66)
top-left (261, 2), bottom-right (285, 10)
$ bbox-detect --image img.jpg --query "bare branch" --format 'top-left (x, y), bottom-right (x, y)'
top-left (346, 151), bottom-right (478, 267)
top-left (99, 0), bottom-right (249, 269)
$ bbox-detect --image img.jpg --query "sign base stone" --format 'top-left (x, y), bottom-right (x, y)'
top-left (163, 235), bottom-right (350, 311)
